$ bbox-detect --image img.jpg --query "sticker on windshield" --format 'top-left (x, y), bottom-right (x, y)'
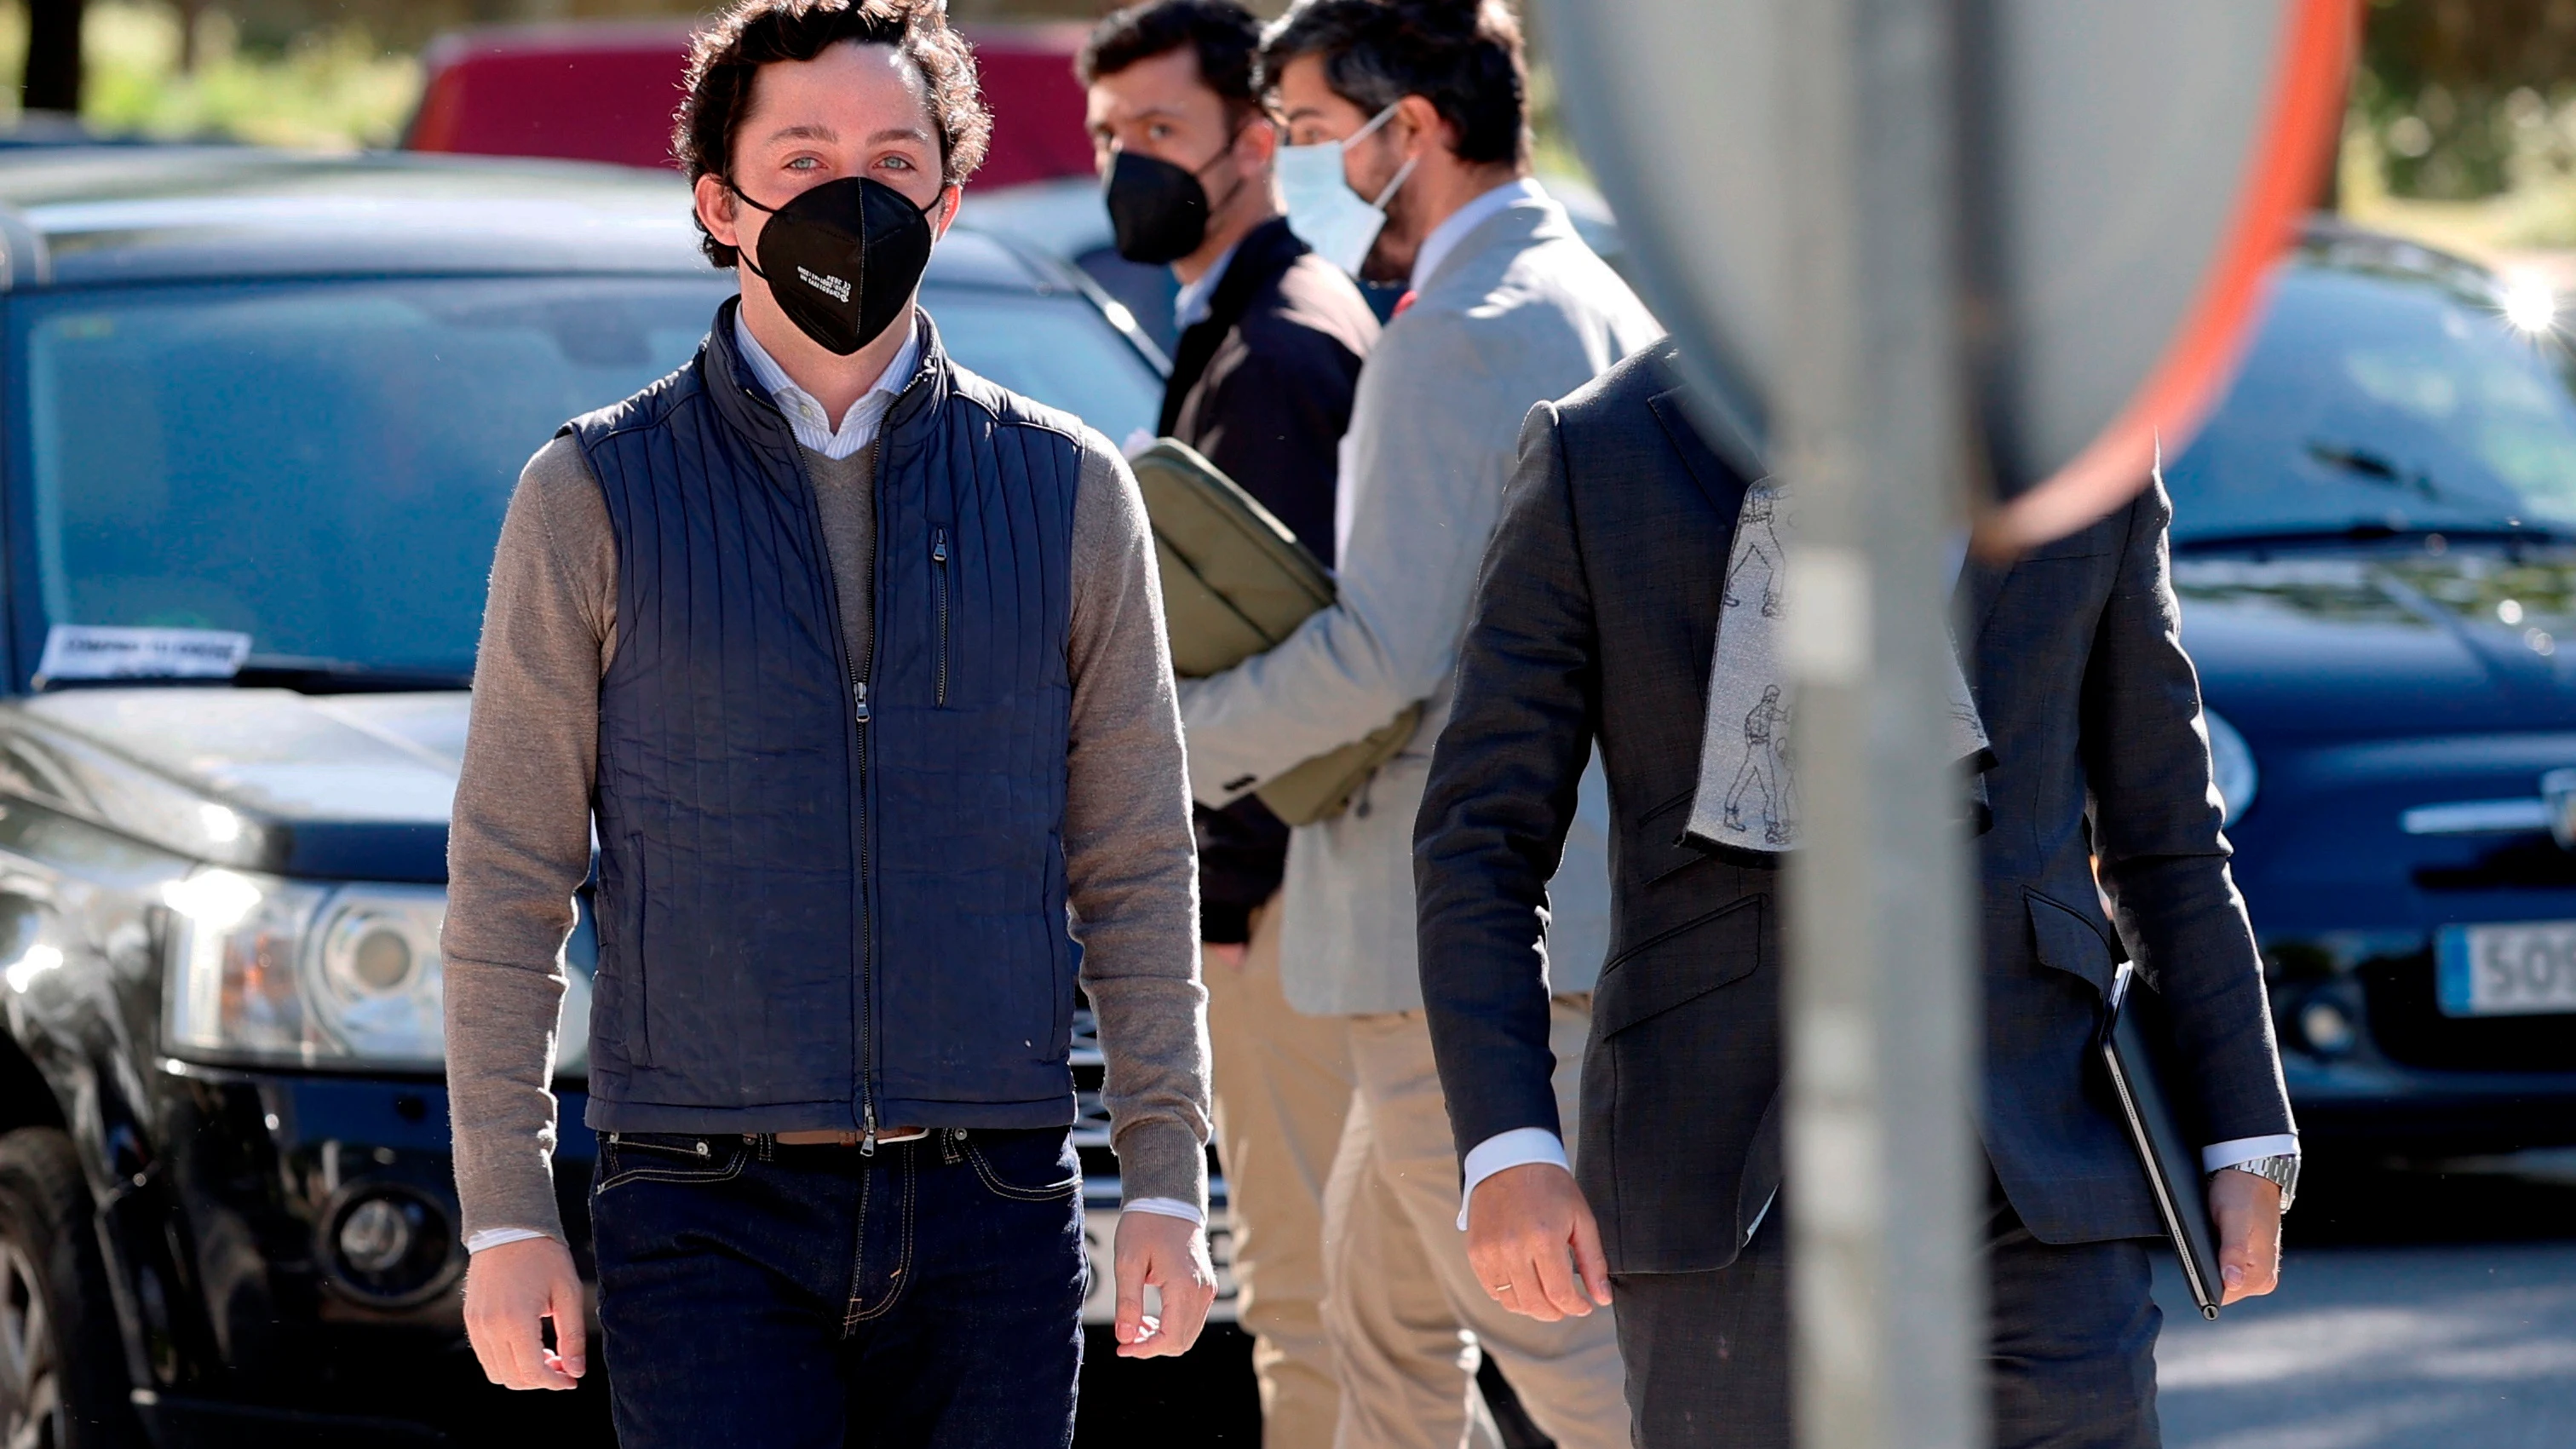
top-left (37, 625), bottom-right (251, 683)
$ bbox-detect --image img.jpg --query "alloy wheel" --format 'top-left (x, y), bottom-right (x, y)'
top-left (0, 1237), bottom-right (63, 1449)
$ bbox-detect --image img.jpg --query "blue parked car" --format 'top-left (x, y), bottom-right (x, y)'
top-left (2165, 221), bottom-right (2576, 1157)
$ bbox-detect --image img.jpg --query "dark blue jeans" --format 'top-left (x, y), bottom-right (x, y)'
top-left (590, 1126), bottom-right (1086, 1449)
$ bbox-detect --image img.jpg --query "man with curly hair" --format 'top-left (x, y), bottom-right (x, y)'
top-left (440, 3), bottom-right (1216, 1443)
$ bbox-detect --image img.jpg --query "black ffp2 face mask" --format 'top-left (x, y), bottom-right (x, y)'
top-left (1102, 141), bottom-right (1246, 266)
top-left (729, 175), bottom-right (939, 355)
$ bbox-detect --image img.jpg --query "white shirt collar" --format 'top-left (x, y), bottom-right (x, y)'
top-left (733, 308), bottom-right (922, 460)
top-left (1408, 176), bottom-right (1546, 293)
top-left (1172, 238), bottom-right (1245, 331)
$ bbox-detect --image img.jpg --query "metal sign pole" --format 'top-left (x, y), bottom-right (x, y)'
top-left (1774, 1), bottom-right (1986, 1446)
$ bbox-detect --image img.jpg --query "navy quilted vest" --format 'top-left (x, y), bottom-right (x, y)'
top-left (569, 302), bottom-right (1083, 1136)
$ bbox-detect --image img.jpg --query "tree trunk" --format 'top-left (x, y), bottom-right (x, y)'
top-left (178, 0), bottom-right (201, 74)
top-left (23, 0), bottom-right (86, 117)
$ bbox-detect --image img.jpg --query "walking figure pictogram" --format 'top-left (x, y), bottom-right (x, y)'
top-left (1724, 487), bottom-right (1785, 618)
top-left (1724, 683), bottom-right (1793, 844)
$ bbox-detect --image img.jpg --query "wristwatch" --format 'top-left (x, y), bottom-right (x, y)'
top-left (2211, 1153), bottom-right (2299, 1212)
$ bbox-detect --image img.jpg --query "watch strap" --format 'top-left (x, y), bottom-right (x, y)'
top-left (2211, 1153), bottom-right (2299, 1212)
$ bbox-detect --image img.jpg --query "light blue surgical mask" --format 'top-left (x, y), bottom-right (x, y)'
top-left (1278, 101), bottom-right (1417, 277)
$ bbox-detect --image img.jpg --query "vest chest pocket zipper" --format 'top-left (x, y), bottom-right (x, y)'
top-left (932, 526), bottom-right (952, 707)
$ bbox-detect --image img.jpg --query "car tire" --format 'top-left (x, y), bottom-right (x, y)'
top-left (0, 1128), bottom-right (143, 1449)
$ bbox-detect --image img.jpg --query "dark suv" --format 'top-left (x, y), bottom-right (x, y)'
top-left (0, 147), bottom-right (1203, 1447)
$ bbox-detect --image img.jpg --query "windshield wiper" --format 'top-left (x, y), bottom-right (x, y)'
top-left (232, 657), bottom-right (473, 693)
top-left (2303, 439), bottom-right (2494, 511)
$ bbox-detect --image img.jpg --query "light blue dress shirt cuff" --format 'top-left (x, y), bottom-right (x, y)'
top-left (2202, 1134), bottom-right (2300, 1175)
top-left (1123, 1196), bottom-right (1205, 1227)
top-left (464, 1226), bottom-right (554, 1254)
top-left (1456, 1128), bottom-right (1572, 1231)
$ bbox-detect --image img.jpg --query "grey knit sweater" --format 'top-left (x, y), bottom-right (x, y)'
top-left (442, 430), bottom-right (1210, 1246)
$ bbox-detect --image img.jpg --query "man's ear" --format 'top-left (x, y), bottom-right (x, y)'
top-left (694, 173), bottom-right (742, 252)
top-left (1394, 94), bottom-right (1447, 163)
top-left (930, 183), bottom-right (963, 239)
top-left (1238, 113), bottom-right (1279, 170)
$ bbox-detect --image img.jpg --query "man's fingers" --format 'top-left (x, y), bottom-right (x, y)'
top-left (466, 1284), bottom-right (543, 1389)
top-left (1570, 1205), bottom-right (1613, 1308)
top-left (545, 1272), bottom-right (589, 1383)
top-left (1501, 1245), bottom-right (1566, 1322)
top-left (1467, 1239), bottom-right (1516, 1305)
top-left (1112, 1241), bottom-right (1150, 1348)
top-left (495, 1312), bottom-right (553, 1389)
top-left (1154, 1264), bottom-right (1216, 1356)
top-left (2221, 1219), bottom-right (2281, 1303)
top-left (2210, 1170), bottom-right (2284, 1305)
top-left (1526, 1231), bottom-right (1590, 1319)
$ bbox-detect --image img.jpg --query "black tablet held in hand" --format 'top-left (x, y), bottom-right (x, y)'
top-left (2101, 959), bottom-right (2226, 1320)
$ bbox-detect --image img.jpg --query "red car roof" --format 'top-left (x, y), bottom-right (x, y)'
top-left (404, 20), bottom-right (1097, 189)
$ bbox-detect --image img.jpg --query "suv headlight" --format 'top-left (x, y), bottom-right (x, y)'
top-left (2204, 708), bottom-right (2257, 828)
top-left (160, 868), bottom-right (591, 1072)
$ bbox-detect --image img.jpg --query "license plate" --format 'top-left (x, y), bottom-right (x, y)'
top-left (2435, 923), bottom-right (2576, 1016)
top-left (1079, 1191), bottom-right (1239, 1326)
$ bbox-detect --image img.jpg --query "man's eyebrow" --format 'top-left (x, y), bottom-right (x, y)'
top-left (764, 123), bottom-right (838, 144)
top-left (867, 125), bottom-right (934, 147)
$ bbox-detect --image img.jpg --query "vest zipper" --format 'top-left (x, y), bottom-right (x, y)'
top-left (931, 527), bottom-right (952, 708)
top-left (751, 380), bottom-right (883, 1153)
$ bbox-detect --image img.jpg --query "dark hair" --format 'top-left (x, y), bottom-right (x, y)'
top-left (675, 0), bottom-right (992, 267)
top-left (1258, 0), bottom-right (1527, 168)
top-left (1077, 0), bottom-right (1264, 125)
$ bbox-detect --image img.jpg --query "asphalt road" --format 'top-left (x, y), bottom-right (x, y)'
top-left (2156, 1154), bottom-right (2576, 1449)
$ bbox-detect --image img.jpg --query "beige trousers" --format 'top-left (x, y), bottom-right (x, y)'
top-left (1205, 899), bottom-right (1363, 1448)
top-left (1324, 1001), bottom-right (1631, 1449)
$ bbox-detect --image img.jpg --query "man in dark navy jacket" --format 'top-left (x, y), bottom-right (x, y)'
top-left (1413, 338), bottom-right (2297, 1446)
top-left (1081, 4), bottom-right (1379, 1438)
top-left (443, 4), bottom-right (1214, 1445)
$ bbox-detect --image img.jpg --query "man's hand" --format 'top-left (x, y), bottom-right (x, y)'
top-left (463, 1236), bottom-right (588, 1389)
top-left (1113, 1210), bottom-right (1218, 1359)
top-left (2209, 1168), bottom-right (2284, 1305)
top-left (1466, 1162), bottom-right (1610, 1322)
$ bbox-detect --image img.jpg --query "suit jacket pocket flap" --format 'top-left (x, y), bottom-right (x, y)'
top-left (2026, 888), bottom-right (2117, 995)
top-left (1632, 787), bottom-right (1711, 887)
top-left (1596, 895), bottom-right (1765, 1037)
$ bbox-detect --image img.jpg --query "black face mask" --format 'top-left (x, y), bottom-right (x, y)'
top-left (1103, 143), bottom-right (1244, 266)
top-left (729, 175), bottom-right (939, 355)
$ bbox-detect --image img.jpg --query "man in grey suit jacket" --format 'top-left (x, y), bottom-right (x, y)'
top-left (1414, 339), bottom-right (2296, 1446)
top-left (1176, 3), bottom-right (1658, 1443)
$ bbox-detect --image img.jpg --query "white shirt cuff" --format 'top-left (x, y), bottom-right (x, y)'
top-left (1122, 1197), bottom-right (1205, 1227)
top-left (1456, 1127), bottom-right (1571, 1231)
top-left (2202, 1134), bottom-right (2300, 1175)
top-left (464, 1226), bottom-right (555, 1254)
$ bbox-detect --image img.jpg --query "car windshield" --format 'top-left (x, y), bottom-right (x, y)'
top-left (6, 274), bottom-right (1162, 686)
top-left (2164, 253), bottom-right (2576, 545)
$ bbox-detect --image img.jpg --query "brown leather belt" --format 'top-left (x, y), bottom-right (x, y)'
top-left (771, 1126), bottom-right (929, 1147)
